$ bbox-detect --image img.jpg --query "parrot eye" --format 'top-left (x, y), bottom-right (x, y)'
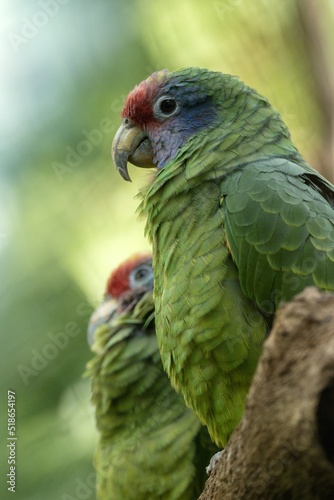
top-left (154, 96), bottom-right (179, 119)
top-left (134, 268), bottom-right (149, 280)
top-left (130, 263), bottom-right (154, 290)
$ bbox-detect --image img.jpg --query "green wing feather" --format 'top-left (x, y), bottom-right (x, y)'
top-left (222, 159), bottom-right (334, 313)
top-left (85, 290), bottom-right (218, 499)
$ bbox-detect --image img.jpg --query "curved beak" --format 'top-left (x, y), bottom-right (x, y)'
top-left (112, 119), bottom-right (155, 182)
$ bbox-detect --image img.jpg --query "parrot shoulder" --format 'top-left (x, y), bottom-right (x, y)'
top-left (221, 158), bottom-right (334, 313)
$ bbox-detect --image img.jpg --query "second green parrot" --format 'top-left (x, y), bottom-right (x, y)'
top-left (85, 252), bottom-right (217, 499)
top-left (112, 68), bottom-right (334, 447)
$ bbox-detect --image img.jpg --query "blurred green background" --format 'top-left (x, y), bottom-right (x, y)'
top-left (1, 0), bottom-right (333, 498)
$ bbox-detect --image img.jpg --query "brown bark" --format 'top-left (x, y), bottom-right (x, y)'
top-left (200, 287), bottom-right (334, 499)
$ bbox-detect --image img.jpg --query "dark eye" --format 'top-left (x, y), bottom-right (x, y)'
top-left (134, 268), bottom-right (149, 280)
top-left (159, 98), bottom-right (177, 114)
top-left (129, 262), bottom-right (154, 290)
top-left (154, 95), bottom-right (179, 118)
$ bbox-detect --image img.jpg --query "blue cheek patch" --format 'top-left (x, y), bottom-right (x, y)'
top-left (153, 99), bottom-right (217, 169)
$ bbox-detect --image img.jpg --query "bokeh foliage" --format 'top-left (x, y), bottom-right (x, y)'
top-left (1, 0), bottom-right (333, 498)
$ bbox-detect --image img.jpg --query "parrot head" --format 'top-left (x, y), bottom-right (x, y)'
top-left (112, 67), bottom-right (283, 181)
top-left (87, 252), bottom-right (153, 347)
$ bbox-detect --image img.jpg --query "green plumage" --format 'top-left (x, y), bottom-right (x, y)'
top-left (85, 259), bottom-right (217, 499)
top-left (114, 68), bottom-right (334, 447)
top-left (139, 158), bottom-right (267, 447)
top-left (223, 159), bottom-right (334, 309)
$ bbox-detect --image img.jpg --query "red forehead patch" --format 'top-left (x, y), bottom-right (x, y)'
top-left (106, 252), bottom-right (152, 298)
top-left (121, 71), bottom-right (166, 126)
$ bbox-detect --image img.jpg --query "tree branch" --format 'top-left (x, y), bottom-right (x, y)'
top-left (200, 287), bottom-right (334, 499)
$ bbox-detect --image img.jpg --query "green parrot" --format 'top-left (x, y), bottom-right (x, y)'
top-left (85, 252), bottom-right (218, 499)
top-left (112, 68), bottom-right (334, 447)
